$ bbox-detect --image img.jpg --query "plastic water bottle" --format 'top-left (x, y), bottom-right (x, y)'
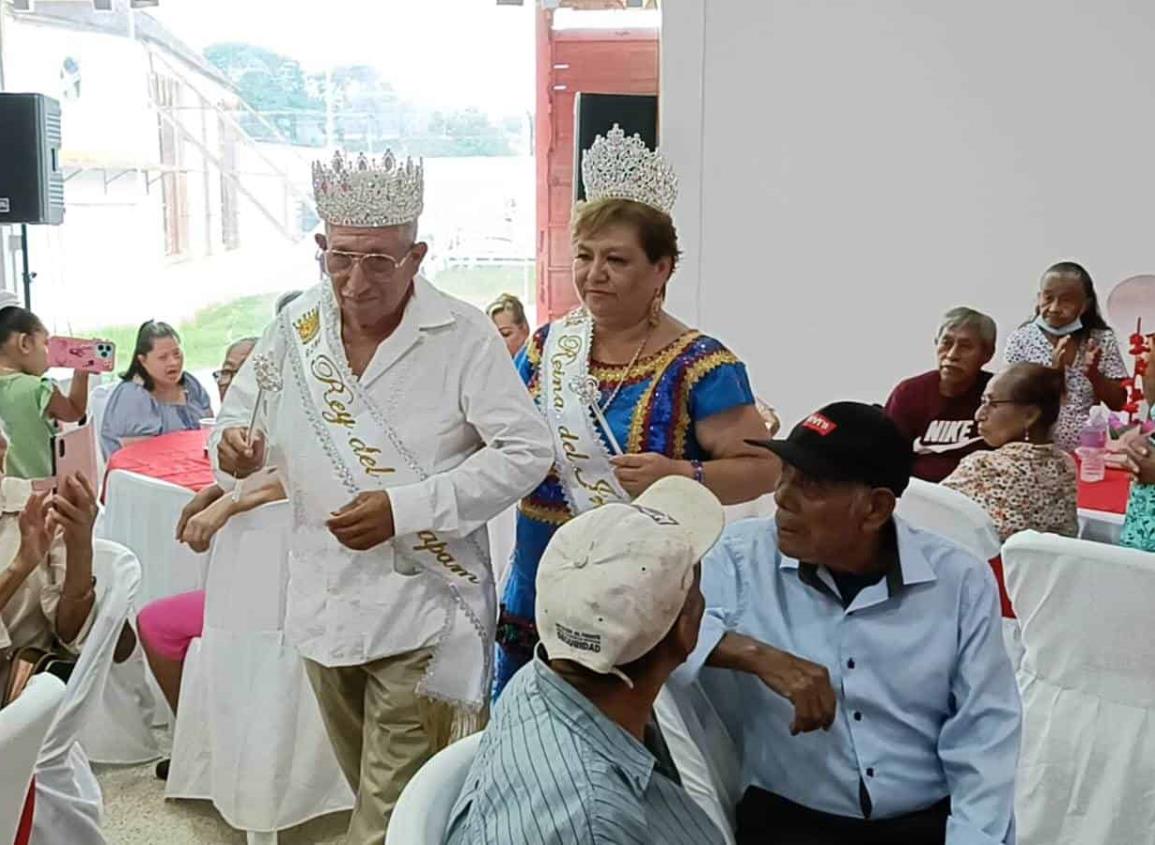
top-left (1076, 407), bottom-right (1108, 483)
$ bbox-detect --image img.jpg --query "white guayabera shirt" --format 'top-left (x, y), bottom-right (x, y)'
top-left (211, 279), bottom-right (552, 674)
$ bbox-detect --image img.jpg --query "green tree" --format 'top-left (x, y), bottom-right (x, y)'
top-left (204, 43), bottom-right (321, 143)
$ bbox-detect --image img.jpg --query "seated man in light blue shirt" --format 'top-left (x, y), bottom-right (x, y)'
top-left (678, 402), bottom-right (1021, 845)
top-left (446, 477), bottom-right (730, 844)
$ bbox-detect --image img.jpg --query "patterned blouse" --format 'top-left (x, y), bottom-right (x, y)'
top-left (1004, 325), bottom-right (1128, 452)
top-left (943, 442), bottom-right (1079, 542)
top-left (1121, 484), bottom-right (1155, 552)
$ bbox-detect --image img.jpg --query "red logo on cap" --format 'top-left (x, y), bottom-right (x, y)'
top-left (802, 413), bottom-right (837, 436)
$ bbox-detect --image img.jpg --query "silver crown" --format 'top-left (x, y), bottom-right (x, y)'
top-left (312, 149), bottom-right (424, 228)
top-left (580, 124), bottom-right (678, 216)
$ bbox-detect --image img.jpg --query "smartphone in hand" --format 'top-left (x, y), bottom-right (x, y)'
top-left (47, 337), bottom-right (116, 374)
top-left (51, 427), bottom-right (98, 491)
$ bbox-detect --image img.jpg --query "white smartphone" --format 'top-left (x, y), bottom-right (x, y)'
top-left (51, 426), bottom-right (98, 490)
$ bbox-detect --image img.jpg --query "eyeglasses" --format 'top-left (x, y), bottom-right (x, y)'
top-left (324, 249), bottom-right (410, 282)
top-left (212, 369), bottom-right (235, 385)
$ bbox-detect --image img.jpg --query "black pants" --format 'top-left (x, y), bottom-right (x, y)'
top-left (737, 787), bottom-right (950, 845)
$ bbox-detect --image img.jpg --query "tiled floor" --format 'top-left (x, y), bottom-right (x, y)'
top-left (96, 763), bottom-right (350, 845)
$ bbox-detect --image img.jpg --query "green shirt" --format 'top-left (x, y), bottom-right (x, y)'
top-left (0, 373), bottom-right (56, 479)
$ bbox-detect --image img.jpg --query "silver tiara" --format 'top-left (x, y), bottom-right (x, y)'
top-left (312, 149), bottom-right (424, 228)
top-left (580, 124), bottom-right (678, 216)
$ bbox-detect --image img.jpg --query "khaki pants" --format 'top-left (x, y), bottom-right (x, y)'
top-left (304, 648), bottom-right (455, 845)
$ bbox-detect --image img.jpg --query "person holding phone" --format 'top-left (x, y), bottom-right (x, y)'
top-left (0, 422), bottom-right (99, 698)
top-left (0, 295), bottom-right (91, 479)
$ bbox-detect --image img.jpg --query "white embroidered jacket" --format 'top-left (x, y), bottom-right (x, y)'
top-left (211, 279), bottom-right (552, 668)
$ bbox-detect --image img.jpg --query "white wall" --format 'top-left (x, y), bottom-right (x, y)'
top-left (662, 1), bottom-right (1155, 426)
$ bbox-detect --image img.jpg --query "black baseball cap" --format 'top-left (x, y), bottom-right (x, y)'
top-left (747, 402), bottom-right (914, 496)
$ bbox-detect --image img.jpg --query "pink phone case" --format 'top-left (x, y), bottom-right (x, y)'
top-left (47, 337), bottom-right (116, 373)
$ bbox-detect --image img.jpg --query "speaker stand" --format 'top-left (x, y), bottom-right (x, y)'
top-left (19, 223), bottom-right (35, 309)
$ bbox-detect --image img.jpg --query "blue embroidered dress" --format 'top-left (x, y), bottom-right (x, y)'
top-left (494, 323), bottom-right (755, 696)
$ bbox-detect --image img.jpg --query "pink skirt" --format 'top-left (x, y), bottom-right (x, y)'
top-left (137, 590), bottom-right (206, 662)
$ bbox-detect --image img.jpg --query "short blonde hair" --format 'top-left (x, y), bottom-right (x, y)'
top-left (487, 293), bottom-right (528, 329)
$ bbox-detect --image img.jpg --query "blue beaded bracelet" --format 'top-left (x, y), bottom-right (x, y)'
top-left (690, 459), bottom-right (705, 484)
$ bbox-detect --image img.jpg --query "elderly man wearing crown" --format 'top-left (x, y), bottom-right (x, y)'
top-left (210, 150), bottom-right (553, 843)
top-left (493, 126), bottom-right (779, 694)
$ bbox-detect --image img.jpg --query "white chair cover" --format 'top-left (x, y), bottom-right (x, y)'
top-left (384, 732), bottom-right (482, 845)
top-left (655, 682), bottom-right (739, 844)
top-left (88, 381), bottom-right (116, 480)
top-left (76, 627), bottom-right (166, 765)
top-left (166, 501), bottom-right (353, 833)
top-left (96, 470), bottom-right (205, 605)
top-left (0, 675), bottom-right (66, 845)
top-left (86, 470), bottom-right (198, 764)
top-left (32, 540), bottom-right (141, 845)
top-left (895, 478), bottom-right (1022, 666)
top-left (1003, 531), bottom-right (1155, 845)
top-left (896, 478), bottom-right (1002, 559)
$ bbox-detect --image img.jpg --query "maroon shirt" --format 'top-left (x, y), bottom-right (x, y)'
top-left (884, 369), bottom-right (993, 483)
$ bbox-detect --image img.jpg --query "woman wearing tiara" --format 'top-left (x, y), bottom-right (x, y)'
top-left (494, 126), bottom-right (778, 695)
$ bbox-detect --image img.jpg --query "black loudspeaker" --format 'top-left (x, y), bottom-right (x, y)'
top-left (574, 93), bottom-right (658, 203)
top-left (0, 93), bottom-right (65, 225)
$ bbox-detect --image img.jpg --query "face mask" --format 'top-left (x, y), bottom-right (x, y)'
top-left (1034, 314), bottom-right (1083, 336)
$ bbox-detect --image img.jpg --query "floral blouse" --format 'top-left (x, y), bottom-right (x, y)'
top-left (1004, 325), bottom-right (1128, 452)
top-left (943, 442), bottom-right (1079, 542)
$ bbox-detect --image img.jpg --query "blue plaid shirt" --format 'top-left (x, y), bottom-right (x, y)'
top-left (446, 649), bottom-right (727, 844)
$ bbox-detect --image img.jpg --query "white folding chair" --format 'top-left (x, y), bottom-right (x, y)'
top-left (384, 732), bottom-right (483, 845)
top-left (0, 675), bottom-right (66, 845)
top-left (896, 478), bottom-right (1022, 666)
top-left (32, 540), bottom-right (141, 845)
top-left (166, 502), bottom-right (353, 843)
top-left (655, 682), bottom-right (740, 844)
top-left (1003, 532), bottom-right (1155, 845)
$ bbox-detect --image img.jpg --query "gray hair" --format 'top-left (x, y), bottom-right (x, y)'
top-left (226, 336), bottom-right (259, 357)
top-left (936, 307), bottom-right (997, 349)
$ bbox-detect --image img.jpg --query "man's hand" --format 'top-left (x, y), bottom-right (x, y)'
top-left (176, 484), bottom-right (225, 540)
top-left (611, 452), bottom-right (687, 497)
top-left (218, 427), bottom-right (266, 479)
top-left (326, 491), bottom-right (395, 551)
top-left (48, 473), bottom-right (99, 553)
top-left (16, 490), bottom-right (53, 573)
top-left (755, 649), bottom-right (838, 735)
top-left (1052, 336), bottom-right (1077, 369)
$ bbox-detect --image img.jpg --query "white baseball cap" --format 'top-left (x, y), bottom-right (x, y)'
top-left (535, 476), bottom-right (725, 684)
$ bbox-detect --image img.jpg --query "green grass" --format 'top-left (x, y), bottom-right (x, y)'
top-left (88, 293), bottom-right (279, 374)
top-left (86, 265), bottom-right (532, 373)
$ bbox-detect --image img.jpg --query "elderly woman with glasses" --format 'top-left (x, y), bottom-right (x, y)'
top-left (942, 362), bottom-right (1077, 541)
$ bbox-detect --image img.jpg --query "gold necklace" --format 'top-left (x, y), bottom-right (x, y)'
top-left (598, 325), bottom-right (654, 415)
